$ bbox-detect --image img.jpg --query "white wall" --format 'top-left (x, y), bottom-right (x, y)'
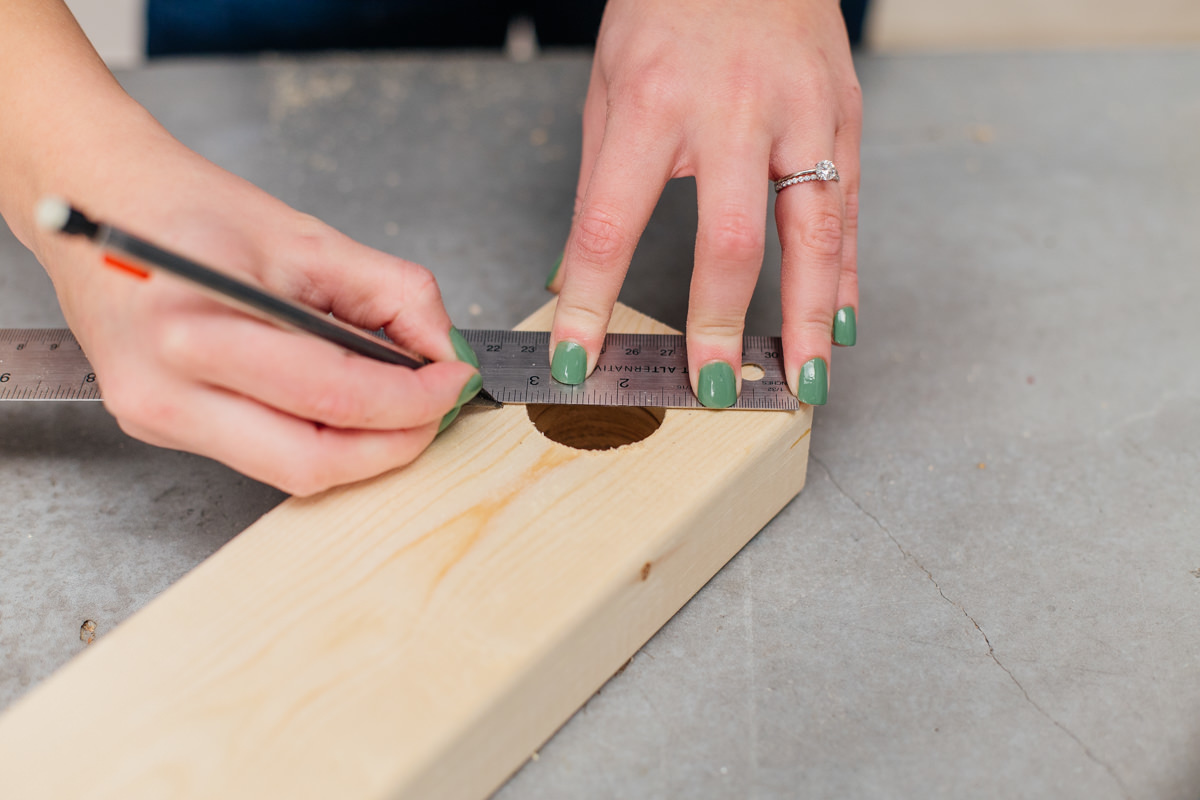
top-left (64, 0), bottom-right (144, 68)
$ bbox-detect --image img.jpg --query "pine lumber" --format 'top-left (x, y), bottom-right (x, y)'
top-left (0, 299), bottom-right (813, 799)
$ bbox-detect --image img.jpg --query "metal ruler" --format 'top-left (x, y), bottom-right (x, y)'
top-left (461, 330), bottom-right (797, 409)
top-left (0, 329), bottom-right (99, 400)
top-left (0, 328), bottom-right (799, 410)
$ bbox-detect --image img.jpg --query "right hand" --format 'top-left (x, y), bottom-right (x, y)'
top-left (4, 0), bottom-right (478, 495)
top-left (33, 143), bottom-right (480, 496)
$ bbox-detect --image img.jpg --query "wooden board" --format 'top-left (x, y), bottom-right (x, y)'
top-left (0, 300), bottom-right (812, 799)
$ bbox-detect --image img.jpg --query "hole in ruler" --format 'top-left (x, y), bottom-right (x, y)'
top-left (526, 404), bottom-right (665, 451)
top-left (741, 363), bottom-right (765, 381)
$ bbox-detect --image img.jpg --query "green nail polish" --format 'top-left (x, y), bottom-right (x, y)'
top-left (545, 251), bottom-right (563, 290)
top-left (438, 404), bottom-right (462, 433)
top-left (449, 327), bottom-right (480, 369)
top-left (456, 372), bottom-right (482, 406)
top-left (797, 358), bottom-right (829, 406)
top-left (833, 306), bottom-right (857, 347)
top-left (697, 361), bottom-right (737, 409)
top-left (439, 372), bottom-right (481, 434)
top-left (551, 341), bottom-right (587, 385)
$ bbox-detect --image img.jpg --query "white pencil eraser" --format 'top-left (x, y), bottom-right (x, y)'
top-left (35, 196), bottom-right (71, 232)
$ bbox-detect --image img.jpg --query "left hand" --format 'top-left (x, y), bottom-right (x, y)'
top-left (546, 0), bottom-right (861, 407)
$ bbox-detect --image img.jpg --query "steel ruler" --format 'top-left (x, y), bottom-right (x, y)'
top-left (0, 328), bottom-right (799, 410)
top-left (0, 329), bottom-right (99, 400)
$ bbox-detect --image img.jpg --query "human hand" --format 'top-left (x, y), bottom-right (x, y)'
top-left (2, 0), bottom-right (482, 495)
top-left (33, 143), bottom-right (481, 496)
top-left (546, 0), bottom-right (861, 406)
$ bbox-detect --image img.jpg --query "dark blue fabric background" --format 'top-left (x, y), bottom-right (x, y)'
top-left (148, 0), bottom-right (606, 55)
top-left (147, 0), bottom-right (869, 56)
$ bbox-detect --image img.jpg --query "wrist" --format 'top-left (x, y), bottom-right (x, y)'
top-left (0, 2), bottom-right (176, 255)
top-left (10, 103), bottom-right (179, 257)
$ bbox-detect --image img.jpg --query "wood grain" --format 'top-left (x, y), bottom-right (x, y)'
top-left (0, 300), bottom-right (812, 799)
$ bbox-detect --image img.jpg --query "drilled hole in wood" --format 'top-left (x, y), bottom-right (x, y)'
top-left (741, 363), bottom-right (765, 381)
top-left (526, 404), bottom-right (665, 451)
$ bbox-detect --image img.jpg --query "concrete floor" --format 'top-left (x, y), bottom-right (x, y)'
top-left (1, 49), bottom-right (1198, 798)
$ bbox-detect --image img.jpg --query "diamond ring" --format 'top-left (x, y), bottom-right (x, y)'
top-left (773, 160), bottom-right (840, 193)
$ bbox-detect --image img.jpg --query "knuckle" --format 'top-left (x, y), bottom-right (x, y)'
top-left (284, 216), bottom-right (334, 267)
top-left (403, 373), bottom-right (441, 421)
top-left (290, 213), bottom-right (332, 250)
top-left (799, 208), bottom-right (844, 261)
top-left (156, 317), bottom-right (190, 357)
top-left (790, 309), bottom-right (836, 339)
top-left (308, 384), bottom-right (363, 428)
top-left (688, 319), bottom-right (745, 341)
top-left (403, 264), bottom-right (441, 304)
top-left (555, 295), bottom-right (611, 333)
top-left (156, 319), bottom-right (208, 372)
top-left (266, 215), bottom-right (340, 296)
top-left (385, 269), bottom-right (445, 343)
top-left (278, 474), bottom-right (325, 498)
top-left (113, 417), bottom-right (160, 448)
top-left (838, 269), bottom-right (860, 297)
top-left (274, 461), bottom-right (332, 498)
top-left (573, 203), bottom-right (629, 264)
top-left (105, 384), bottom-right (177, 431)
top-left (840, 82), bottom-right (864, 116)
top-left (843, 191), bottom-right (861, 228)
top-left (618, 68), bottom-right (681, 119)
top-left (703, 212), bottom-right (765, 265)
top-left (841, 216), bottom-right (859, 248)
top-left (841, 218), bottom-right (859, 255)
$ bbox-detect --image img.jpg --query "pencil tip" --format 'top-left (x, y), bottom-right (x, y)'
top-left (467, 388), bottom-right (504, 409)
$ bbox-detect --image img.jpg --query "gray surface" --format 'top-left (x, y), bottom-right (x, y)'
top-left (1, 49), bottom-right (1198, 799)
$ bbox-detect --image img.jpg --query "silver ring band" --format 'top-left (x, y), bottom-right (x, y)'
top-left (774, 160), bottom-right (840, 193)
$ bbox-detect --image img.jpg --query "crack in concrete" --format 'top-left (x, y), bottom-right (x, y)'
top-left (811, 455), bottom-right (1132, 799)
top-left (1094, 392), bottom-right (1191, 439)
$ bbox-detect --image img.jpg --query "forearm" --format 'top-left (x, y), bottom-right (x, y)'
top-left (0, 0), bottom-right (172, 256)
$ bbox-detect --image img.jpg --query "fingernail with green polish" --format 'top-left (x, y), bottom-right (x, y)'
top-left (439, 372), bottom-right (481, 435)
top-left (833, 306), bottom-right (857, 347)
top-left (797, 357), bottom-right (829, 406)
top-left (697, 361), bottom-right (737, 409)
top-left (551, 341), bottom-right (587, 385)
top-left (438, 405), bottom-right (462, 434)
top-left (456, 371), bottom-right (482, 406)
top-left (545, 251), bottom-right (563, 290)
top-left (449, 327), bottom-right (480, 369)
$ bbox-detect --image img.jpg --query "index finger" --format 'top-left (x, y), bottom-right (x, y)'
top-left (160, 313), bottom-right (479, 431)
top-left (265, 225), bottom-right (463, 364)
top-left (548, 117), bottom-right (676, 384)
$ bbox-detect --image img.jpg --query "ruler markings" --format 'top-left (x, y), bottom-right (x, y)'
top-left (1, 328), bottom-right (800, 410)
